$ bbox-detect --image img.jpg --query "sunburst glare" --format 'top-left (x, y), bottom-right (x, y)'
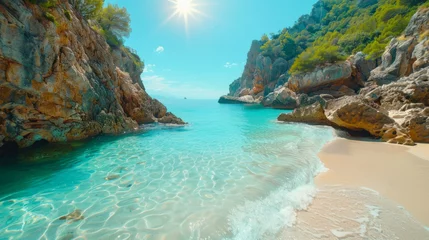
top-left (166, 0), bottom-right (205, 33)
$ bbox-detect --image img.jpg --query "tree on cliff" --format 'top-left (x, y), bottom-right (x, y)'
top-left (69, 0), bottom-right (104, 19)
top-left (96, 4), bottom-right (131, 47)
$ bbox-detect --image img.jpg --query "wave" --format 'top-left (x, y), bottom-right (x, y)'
top-left (226, 124), bottom-right (335, 239)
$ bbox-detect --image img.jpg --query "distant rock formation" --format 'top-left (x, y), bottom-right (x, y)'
top-left (0, 0), bottom-right (184, 149)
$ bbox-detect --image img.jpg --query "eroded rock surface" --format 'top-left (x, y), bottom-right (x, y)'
top-left (0, 0), bottom-right (184, 148)
top-left (288, 61), bottom-right (363, 94)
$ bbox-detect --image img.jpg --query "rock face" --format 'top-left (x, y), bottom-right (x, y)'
top-left (288, 61), bottom-right (363, 93)
top-left (279, 8), bottom-right (429, 145)
top-left (369, 8), bottom-right (429, 85)
top-left (368, 38), bottom-right (417, 85)
top-left (223, 41), bottom-right (292, 100)
top-left (0, 0), bottom-right (184, 148)
top-left (227, 40), bottom-right (262, 97)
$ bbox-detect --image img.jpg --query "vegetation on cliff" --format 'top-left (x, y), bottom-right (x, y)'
top-left (259, 0), bottom-right (429, 75)
top-left (28, 0), bottom-right (133, 48)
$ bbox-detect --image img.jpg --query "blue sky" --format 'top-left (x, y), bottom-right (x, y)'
top-left (105, 0), bottom-right (318, 99)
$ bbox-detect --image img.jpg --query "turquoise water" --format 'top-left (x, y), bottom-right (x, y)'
top-left (0, 100), bottom-right (334, 239)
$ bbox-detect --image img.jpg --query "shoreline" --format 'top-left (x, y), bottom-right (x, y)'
top-left (316, 136), bottom-right (429, 227)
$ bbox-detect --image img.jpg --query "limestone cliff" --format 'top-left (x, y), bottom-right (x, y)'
top-left (278, 8), bottom-right (429, 145)
top-left (0, 0), bottom-right (184, 149)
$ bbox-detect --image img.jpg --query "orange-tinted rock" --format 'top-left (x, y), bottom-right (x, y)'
top-left (0, 0), bottom-right (184, 148)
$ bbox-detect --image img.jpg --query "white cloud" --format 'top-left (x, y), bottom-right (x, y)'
top-left (144, 64), bottom-right (156, 73)
top-left (155, 46), bottom-right (165, 53)
top-left (142, 75), bottom-right (169, 91)
top-left (224, 62), bottom-right (238, 68)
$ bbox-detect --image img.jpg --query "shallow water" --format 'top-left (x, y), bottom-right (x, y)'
top-left (0, 99), bottom-right (350, 239)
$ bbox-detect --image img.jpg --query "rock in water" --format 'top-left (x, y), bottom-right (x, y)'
top-left (59, 210), bottom-right (84, 222)
top-left (0, 0), bottom-right (184, 149)
top-left (218, 95), bottom-right (259, 104)
top-left (277, 102), bottom-right (333, 126)
top-left (105, 174), bottom-right (121, 181)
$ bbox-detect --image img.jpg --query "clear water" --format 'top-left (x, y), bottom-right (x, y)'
top-left (0, 99), bottom-right (334, 240)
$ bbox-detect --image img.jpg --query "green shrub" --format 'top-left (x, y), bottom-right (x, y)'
top-left (96, 4), bottom-right (131, 47)
top-left (64, 10), bottom-right (72, 20)
top-left (398, 0), bottom-right (427, 5)
top-left (378, 5), bottom-right (408, 22)
top-left (122, 46), bottom-right (144, 72)
top-left (363, 40), bottom-right (386, 60)
top-left (289, 44), bottom-right (346, 74)
top-left (44, 12), bottom-right (56, 23)
top-left (70, 0), bottom-right (104, 20)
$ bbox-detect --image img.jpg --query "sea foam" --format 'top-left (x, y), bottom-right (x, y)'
top-left (226, 184), bottom-right (317, 240)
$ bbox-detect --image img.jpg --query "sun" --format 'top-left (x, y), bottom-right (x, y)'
top-left (176, 0), bottom-right (193, 15)
top-left (166, 0), bottom-right (204, 33)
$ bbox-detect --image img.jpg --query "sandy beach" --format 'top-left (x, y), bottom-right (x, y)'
top-left (317, 138), bottom-right (429, 226)
top-left (279, 137), bottom-right (429, 239)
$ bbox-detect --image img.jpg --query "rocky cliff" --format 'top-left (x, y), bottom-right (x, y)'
top-left (0, 0), bottom-right (184, 149)
top-left (278, 7), bottom-right (429, 145)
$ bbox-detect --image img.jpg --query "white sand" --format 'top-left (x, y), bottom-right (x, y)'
top-left (317, 138), bottom-right (429, 226)
top-left (279, 138), bottom-right (429, 239)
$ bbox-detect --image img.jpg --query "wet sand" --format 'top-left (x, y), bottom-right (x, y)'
top-left (279, 138), bottom-right (429, 239)
top-left (316, 138), bottom-right (429, 226)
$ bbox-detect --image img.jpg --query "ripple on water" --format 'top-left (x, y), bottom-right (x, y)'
top-left (6, 102), bottom-right (415, 239)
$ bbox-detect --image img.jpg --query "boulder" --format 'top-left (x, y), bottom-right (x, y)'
top-left (324, 96), bottom-right (414, 145)
top-left (262, 87), bottom-right (298, 109)
top-left (288, 61), bottom-right (363, 93)
top-left (404, 107), bottom-right (429, 143)
top-left (158, 113), bottom-right (186, 125)
top-left (277, 102), bottom-right (332, 126)
top-left (218, 95), bottom-right (258, 104)
top-left (350, 52), bottom-right (377, 82)
top-left (298, 94), bottom-right (328, 108)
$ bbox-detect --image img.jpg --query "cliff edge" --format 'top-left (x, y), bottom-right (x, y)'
top-left (0, 0), bottom-right (184, 149)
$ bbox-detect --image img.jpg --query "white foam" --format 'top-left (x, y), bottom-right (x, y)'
top-left (360, 187), bottom-right (380, 195)
top-left (330, 229), bottom-right (355, 238)
top-left (365, 205), bottom-right (380, 218)
top-left (425, 226), bottom-right (429, 232)
top-left (226, 184), bottom-right (317, 240)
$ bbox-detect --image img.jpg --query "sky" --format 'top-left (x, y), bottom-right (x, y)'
top-left (105, 0), bottom-right (318, 99)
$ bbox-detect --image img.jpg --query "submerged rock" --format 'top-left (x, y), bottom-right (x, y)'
top-left (59, 210), bottom-right (84, 222)
top-left (105, 174), bottom-right (121, 181)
